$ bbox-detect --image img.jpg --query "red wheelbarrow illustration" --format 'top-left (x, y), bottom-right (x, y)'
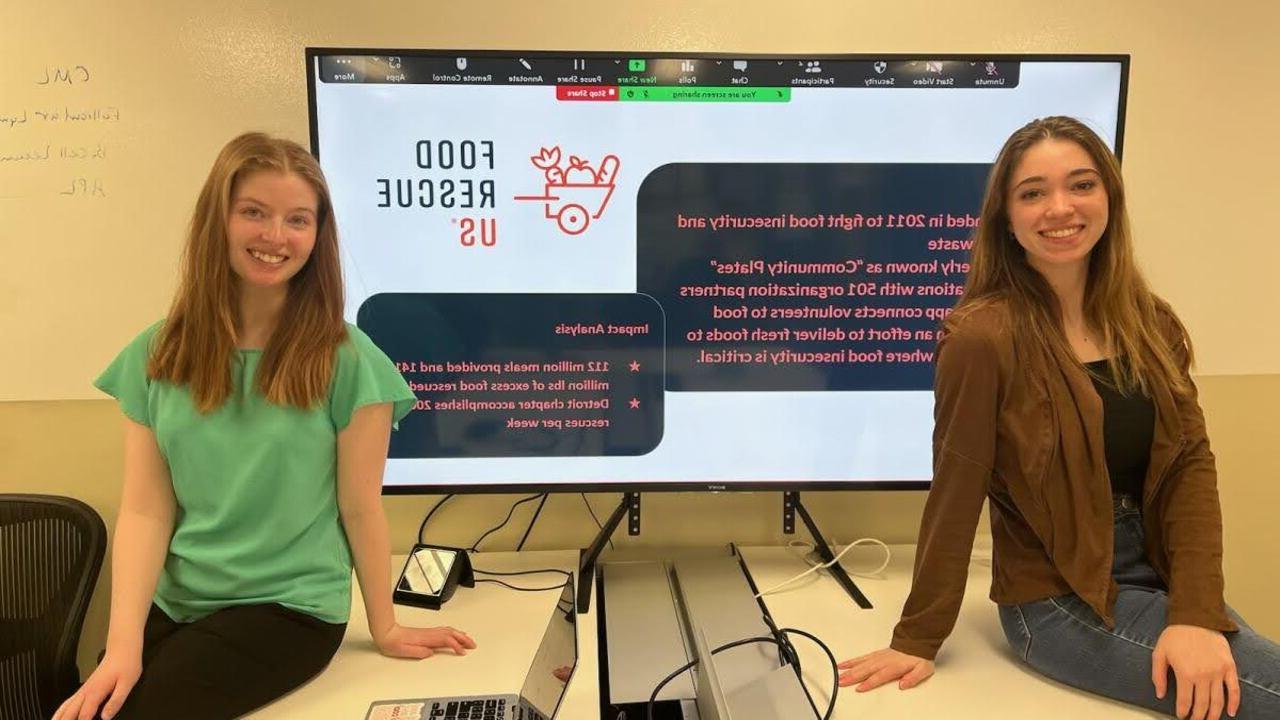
top-left (513, 146), bottom-right (621, 236)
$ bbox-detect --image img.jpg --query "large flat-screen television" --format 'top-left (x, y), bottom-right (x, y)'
top-left (306, 51), bottom-right (1127, 494)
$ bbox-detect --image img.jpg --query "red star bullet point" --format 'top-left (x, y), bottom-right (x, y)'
top-left (629, 398), bottom-right (640, 409)
top-left (629, 360), bottom-right (641, 372)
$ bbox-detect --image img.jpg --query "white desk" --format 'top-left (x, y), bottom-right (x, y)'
top-left (739, 544), bottom-right (1157, 718)
top-left (248, 545), bottom-right (1156, 719)
top-left (249, 550), bottom-right (597, 719)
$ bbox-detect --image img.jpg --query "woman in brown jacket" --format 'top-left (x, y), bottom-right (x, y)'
top-left (836, 116), bottom-right (1279, 719)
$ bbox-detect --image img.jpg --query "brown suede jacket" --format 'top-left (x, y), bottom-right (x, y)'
top-left (890, 300), bottom-right (1237, 661)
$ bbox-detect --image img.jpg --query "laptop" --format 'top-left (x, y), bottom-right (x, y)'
top-left (365, 579), bottom-right (578, 720)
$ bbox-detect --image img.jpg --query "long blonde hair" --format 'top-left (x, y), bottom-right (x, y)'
top-left (148, 132), bottom-right (347, 412)
top-left (951, 116), bottom-right (1190, 396)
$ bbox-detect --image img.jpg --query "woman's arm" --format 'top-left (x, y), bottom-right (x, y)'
top-left (55, 417), bottom-right (176, 720)
top-left (838, 319), bottom-right (1001, 691)
top-left (1148, 314), bottom-right (1241, 720)
top-left (1156, 318), bottom-right (1234, 632)
top-left (337, 403), bottom-right (476, 658)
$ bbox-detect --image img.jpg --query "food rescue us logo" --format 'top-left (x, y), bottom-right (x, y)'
top-left (375, 139), bottom-right (499, 247)
top-left (514, 146), bottom-right (621, 236)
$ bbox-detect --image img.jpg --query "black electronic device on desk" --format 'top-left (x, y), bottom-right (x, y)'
top-left (393, 544), bottom-right (475, 610)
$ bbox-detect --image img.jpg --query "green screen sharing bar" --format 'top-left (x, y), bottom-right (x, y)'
top-left (617, 86), bottom-right (791, 102)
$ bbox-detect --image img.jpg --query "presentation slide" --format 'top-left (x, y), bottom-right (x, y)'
top-left (309, 53), bottom-right (1124, 490)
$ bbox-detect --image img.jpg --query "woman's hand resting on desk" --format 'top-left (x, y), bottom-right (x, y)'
top-left (1152, 624), bottom-right (1240, 720)
top-left (52, 652), bottom-right (142, 720)
top-left (837, 648), bottom-right (934, 692)
top-left (374, 623), bottom-right (477, 659)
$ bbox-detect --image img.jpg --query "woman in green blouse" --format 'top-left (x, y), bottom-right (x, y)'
top-left (55, 133), bottom-right (475, 720)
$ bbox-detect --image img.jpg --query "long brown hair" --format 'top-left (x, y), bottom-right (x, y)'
top-left (951, 116), bottom-right (1190, 396)
top-left (148, 132), bottom-right (347, 412)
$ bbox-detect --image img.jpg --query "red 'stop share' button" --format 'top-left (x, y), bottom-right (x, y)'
top-left (556, 85), bottom-right (619, 101)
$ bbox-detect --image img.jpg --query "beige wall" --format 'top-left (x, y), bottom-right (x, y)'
top-left (2, 0), bottom-right (1279, 399)
top-left (3, 0), bottom-right (1279, 676)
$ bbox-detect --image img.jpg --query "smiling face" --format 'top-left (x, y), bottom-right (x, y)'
top-left (225, 170), bottom-right (319, 291)
top-left (1006, 138), bottom-right (1110, 275)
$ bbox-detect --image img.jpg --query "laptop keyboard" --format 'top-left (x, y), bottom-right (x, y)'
top-left (428, 698), bottom-right (507, 719)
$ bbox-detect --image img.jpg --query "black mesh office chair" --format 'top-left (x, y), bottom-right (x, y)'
top-left (0, 494), bottom-right (106, 720)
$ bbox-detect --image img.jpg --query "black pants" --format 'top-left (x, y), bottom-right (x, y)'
top-left (112, 603), bottom-right (346, 719)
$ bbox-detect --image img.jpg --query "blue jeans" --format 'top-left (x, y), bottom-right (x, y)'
top-left (998, 498), bottom-right (1280, 717)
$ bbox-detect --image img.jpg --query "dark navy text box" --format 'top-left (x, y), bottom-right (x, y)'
top-left (359, 293), bottom-right (664, 458)
top-left (637, 163), bottom-right (988, 392)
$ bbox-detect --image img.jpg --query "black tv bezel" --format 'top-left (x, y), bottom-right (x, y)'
top-left (304, 49), bottom-right (1129, 496)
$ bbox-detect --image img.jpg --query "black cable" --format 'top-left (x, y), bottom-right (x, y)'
top-left (472, 568), bottom-right (577, 616)
top-left (645, 629), bottom-right (840, 720)
top-left (416, 493), bottom-right (455, 545)
top-left (647, 637), bottom-right (780, 720)
top-left (763, 610), bottom-right (801, 668)
top-left (475, 578), bottom-right (568, 592)
top-left (473, 567), bottom-right (571, 579)
top-left (760, 612), bottom-right (817, 718)
top-left (782, 627), bottom-right (839, 720)
top-left (468, 493), bottom-right (544, 552)
top-left (581, 493), bottom-right (614, 549)
top-left (515, 493), bottom-right (550, 551)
